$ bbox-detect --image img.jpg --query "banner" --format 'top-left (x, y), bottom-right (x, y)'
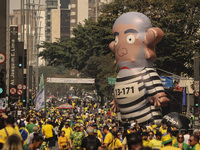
top-left (34, 86), bottom-right (44, 111)
top-left (182, 87), bottom-right (186, 106)
top-left (160, 76), bottom-right (173, 88)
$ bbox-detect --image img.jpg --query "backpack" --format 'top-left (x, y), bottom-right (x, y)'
top-left (19, 120), bottom-right (25, 127)
top-left (86, 137), bottom-right (97, 150)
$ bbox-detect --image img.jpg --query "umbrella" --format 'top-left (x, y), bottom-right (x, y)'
top-left (162, 112), bottom-right (190, 129)
top-left (86, 96), bottom-right (93, 99)
top-left (71, 96), bottom-right (79, 99)
top-left (68, 96), bottom-right (72, 99)
top-left (57, 103), bottom-right (75, 109)
top-left (50, 95), bottom-right (55, 98)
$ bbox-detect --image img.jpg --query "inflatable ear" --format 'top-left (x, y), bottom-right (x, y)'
top-left (109, 41), bottom-right (115, 52)
top-left (144, 27), bottom-right (164, 59)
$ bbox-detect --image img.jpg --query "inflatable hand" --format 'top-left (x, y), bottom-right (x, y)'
top-left (110, 99), bottom-right (120, 112)
top-left (149, 92), bottom-right (169, 107)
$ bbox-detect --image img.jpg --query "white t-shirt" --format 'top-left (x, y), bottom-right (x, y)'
top-left (184, 134), bottom-right (190, 144)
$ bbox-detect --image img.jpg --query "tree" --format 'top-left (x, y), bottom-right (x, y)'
top-left (99, 0), bottom-right (200, 76)
top-left (81, 54), bottom-right (116, 101)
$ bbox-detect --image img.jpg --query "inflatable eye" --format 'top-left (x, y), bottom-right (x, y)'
top-left (126, 35), bottom-right (135, 44)
top-left (115, 36), bottom-right (119, 45)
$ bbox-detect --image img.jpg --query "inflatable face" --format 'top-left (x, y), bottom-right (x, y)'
top-left (110, 12), bottom-right (169, 125)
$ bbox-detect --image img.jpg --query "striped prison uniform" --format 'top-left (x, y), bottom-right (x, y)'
top-left (114, 67), bottom-right (164, 125)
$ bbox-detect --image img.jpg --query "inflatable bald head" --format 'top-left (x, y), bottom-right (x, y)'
top-left (109, 12), bottom-right (164, 69)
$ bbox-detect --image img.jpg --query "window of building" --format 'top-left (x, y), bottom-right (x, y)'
top-left (71, 19), bottom-right (75, 23)
top-left (71, 12), bottom-right (76, 15)
top-left (71, 4), bottom-right (76, 8)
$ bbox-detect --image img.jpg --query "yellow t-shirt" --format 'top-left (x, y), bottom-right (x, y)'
top-left (42, 124), bottom-right (53, 138)
top-left (147, 126), bottom-right (153, 131)
top-left (85, 107), bottom-right (88, 112)
top-left (172, 136), bottom-right (177, 146)
top-left (97, 130), bottom-right (103, 139)
top-left (114, 138), bottom-right (122, 148)
top-left (148, 139), bottom-right (162, 149)
top-left (143, 140), bottom-right (150, 147)
top-left (104, 132), bottom-right (114, 149)
top-left (58, 136), bottom-right (68, 149)
top-left (0, 127), bottom-right (22, 144)
top-left (82, 115), bottom-right (86, 120)
top-left (62, 127), bottom-right (72, 140)
top-left (14, 125), bottom-right (19, 131)
top-left (160, 146), bottom-right (181, 150)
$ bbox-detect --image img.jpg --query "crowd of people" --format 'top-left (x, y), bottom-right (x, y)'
top-left (0, 99), bottom-right (199, 150)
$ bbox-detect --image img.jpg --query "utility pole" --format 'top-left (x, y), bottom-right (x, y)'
top-left (26, 0), bottom-right (30, 109)
top-left (194, 50), bottom-right (199, 129)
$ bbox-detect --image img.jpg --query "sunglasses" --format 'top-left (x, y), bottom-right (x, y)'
top-left (178, 137), bottom-right (183, 139)
top-left (189, 140), bottom-right (193, 142)
top-left (149, 134), bottom-right (153, 136)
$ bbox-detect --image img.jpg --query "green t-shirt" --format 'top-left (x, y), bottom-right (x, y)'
top-left (174, 142), bottom-right (189, 150)
top-left (70, 131), bottom-right (85, 150)
top-left (26, 123), bottom-right (37, 134)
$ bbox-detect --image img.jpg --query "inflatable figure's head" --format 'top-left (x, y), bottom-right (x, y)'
top-left (109, 12), bottom-right (164, 68)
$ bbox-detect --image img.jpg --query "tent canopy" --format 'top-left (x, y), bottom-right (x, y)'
top-left (57, 103), bottom-right (74, 109)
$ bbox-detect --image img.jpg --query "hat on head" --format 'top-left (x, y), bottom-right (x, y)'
top-left (94, 129), bottom-right (97, 134)
top-left (74, 123), bottom-right (80, 128)
top-left (162, 134), bottom-right (174, 145)
top-left (65, 122), bottom-right (70, 125)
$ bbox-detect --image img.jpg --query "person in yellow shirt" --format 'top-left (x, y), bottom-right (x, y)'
top-left (148, 131), bottom-right (154, 141)
top-left (147, 122), bottom-right (153, 132)
top-left (82, 113), bottom-right (86, 121)
top-left (84, 107), bottom-right (88, 112)
top-left (102, 125), bottom-right (114, 149)
top-left (92, 124), bottom-right (103, 141)
top-left (148, 131), bottom-right (162, 149)
top-left (0, 116), bottom-right (22, 149)
top-left (42, 121), bottom-right (54, 149)
top-left (58, 131), bottom-right (68, 150)
top-left (142, 132), bottom-right (150, 147)
top-left (113, 132), bottom-right (122, 150)
top-left (62, 123), bottom-right (72, 141)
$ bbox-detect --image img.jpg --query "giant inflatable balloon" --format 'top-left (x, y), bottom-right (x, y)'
top-left (109, 12), bottom-right (170, 125)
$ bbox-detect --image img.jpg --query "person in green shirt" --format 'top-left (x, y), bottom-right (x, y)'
top-left (26, 118), bottom-right (37, 134)
top-left (69, 123), bottom-right (85, 150)
top-left (174, 133), bottom-right (189, 150)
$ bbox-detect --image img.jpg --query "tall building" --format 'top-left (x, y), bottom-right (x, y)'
top-left (51, 9), bottom-right (70, 42)
top-left (49, 0), bottom-right (113, 40)
top-left (9, 8), bottom-right (46, 66)
top-left (45, 0), bottom-right (58, 42)
top-left (46, 0), bottom-right (71, 42)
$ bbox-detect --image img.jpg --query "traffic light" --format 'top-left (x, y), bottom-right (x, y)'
top-left (194, 97), bottom-right (199, 107)
top-left (23, 99), bottom-right (26, 107)
top-left (18, 56), bottom-right (23, 68)
top-left (0, 73), bottom-right (5, 98)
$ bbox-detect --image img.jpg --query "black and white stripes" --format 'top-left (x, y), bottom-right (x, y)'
top-left (115, 67), bottom-right (163, 125)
